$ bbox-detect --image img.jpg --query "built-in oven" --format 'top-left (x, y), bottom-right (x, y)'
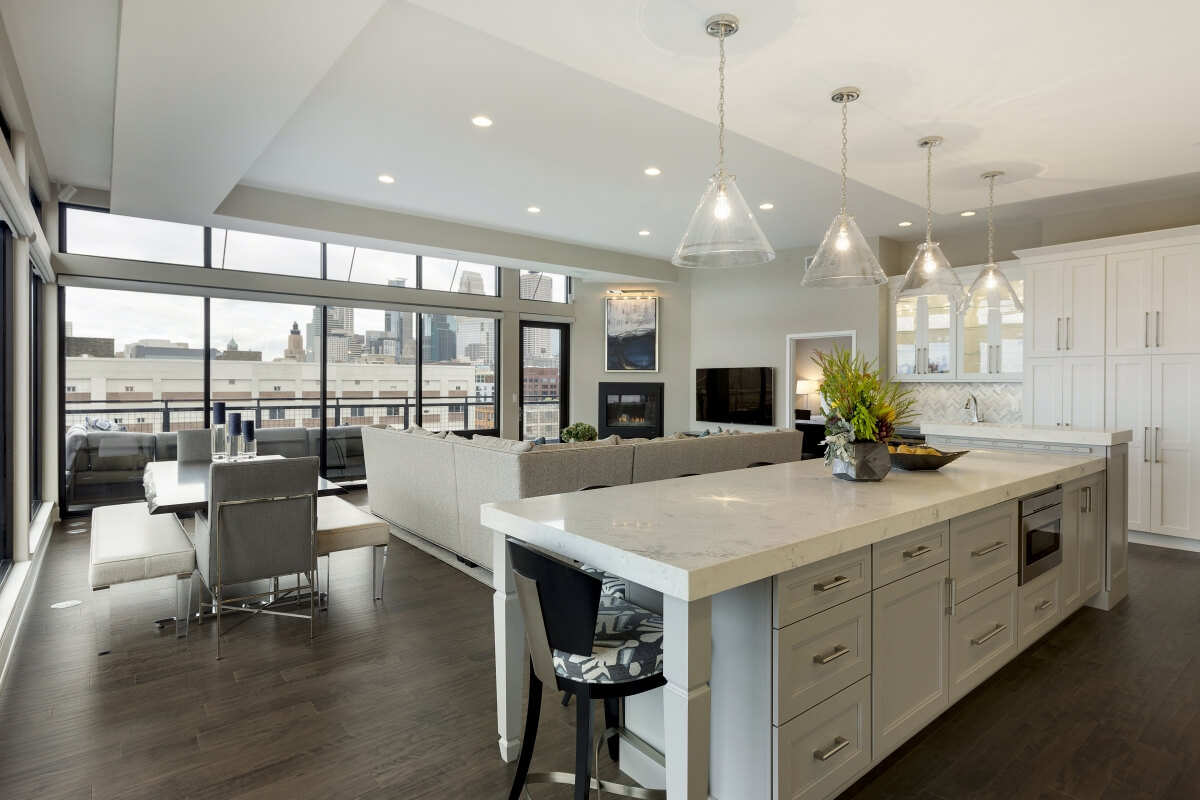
top-left (1019, 488), bottom-right (1063, 585)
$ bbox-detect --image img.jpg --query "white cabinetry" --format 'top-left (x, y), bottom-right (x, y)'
top-left (1024, 256), bottom-right (1105, 358)
top-left (1023, 356), bottom-right (1104, 428)
top-left (1062, 473), bottom-right (1105, 616)
top-left (1106, 354), bottom-right (1200, 541)
top-left (891, 294), bottom-right (956, 380)
top-left (1106, 245), bottom-right (1200, 356)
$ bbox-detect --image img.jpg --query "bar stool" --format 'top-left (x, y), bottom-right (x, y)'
top-left (507, 539), bottom-right (666, 800)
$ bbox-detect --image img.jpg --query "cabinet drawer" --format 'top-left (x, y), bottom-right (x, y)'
top-left (774, 547), bottom-right (871, 628)
top-left (1017, 567), bottom-right (1062, 653)
top-left (949, 575), bottom-right (1018, 704)
top-left (775, 593), bottom-right (871, 725)
top-left (950, 501), bottom-right (1018, 602)
top-left (774, 676), bottom-right (871, 800)
top-left (873, 522), bottom-right (949, 587)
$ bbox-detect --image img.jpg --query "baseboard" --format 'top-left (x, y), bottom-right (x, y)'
top-left (1130, 530), bottom-right (1200, 553)
top-left (0, 505), bottom-right (55, 693)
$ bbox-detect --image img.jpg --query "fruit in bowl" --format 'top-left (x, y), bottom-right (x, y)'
top-left (888, 442), bottom-right (969, 470)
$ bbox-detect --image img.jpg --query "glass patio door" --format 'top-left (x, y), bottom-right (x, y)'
top-left (519, 321), bottom-right (569, 441)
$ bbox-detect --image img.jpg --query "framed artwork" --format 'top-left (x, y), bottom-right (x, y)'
top-left (605, 296), bottom-right (658, 372)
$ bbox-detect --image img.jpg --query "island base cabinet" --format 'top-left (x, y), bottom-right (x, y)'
top-left (1018, 567), bottom-right (1063, 652)
top-left (949, 575), bottom-right (1019, 704)
top-left (872, 562), bottom-right (950, 761)
top-left (774, 677), bottom-right (871, 800)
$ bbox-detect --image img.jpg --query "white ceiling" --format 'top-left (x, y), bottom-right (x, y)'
top-left (5, 0), bottom-right (1200, 268)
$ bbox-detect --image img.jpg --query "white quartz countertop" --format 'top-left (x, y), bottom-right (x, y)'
top-left (482, 450), bottom-right (1105, 601)
top-left (920, 421), bottom-right (1132, 446)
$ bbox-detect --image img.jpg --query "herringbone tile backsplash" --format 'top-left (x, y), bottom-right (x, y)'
top-left (905, 382), bottom-right (1023, 425)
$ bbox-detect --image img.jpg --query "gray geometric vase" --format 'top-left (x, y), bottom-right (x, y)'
top-left (831, 441), bottom-right (892, 482)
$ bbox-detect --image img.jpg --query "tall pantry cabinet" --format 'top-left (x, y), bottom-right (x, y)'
top-left (1019, 227), bottom-right (1200, 543)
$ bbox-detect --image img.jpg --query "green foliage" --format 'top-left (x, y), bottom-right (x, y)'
top-left (560, 421), bottom-right (598, 442)
top-left (813, 345), bottom-right (916, 443)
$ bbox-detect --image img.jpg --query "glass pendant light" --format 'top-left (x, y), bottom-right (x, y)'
top-left (894, 136), bottom-right (965, 307)
top-left (672, 14), bottom-right (775, 269)
top-left (959, 170), bottom-right (1023, 313)
top-left (800, 87), bottom-right (887, 288)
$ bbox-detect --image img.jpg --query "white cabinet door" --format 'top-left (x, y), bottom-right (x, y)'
top-left (1153, 244), bottom-right (1200, 355)
top-left (1063, 256), bottom-right (1106, 356)
top-left (1062, 357), bottom-right (1105, 428)
top-left (1105, 251), bottom-right (1153, 356)
top-left (893, 296), bottom-right (921, 379)
top-left (1151, 354), bottom-right (1200, 540)
top-left (1024, 358), bottom-right (1063, 427)
top-left (1080, 472), bottom-right (1105, 602)
top-left (1105, 356), bottom-right (1152, 532)
top-left (1025, 261), bottom-right (1064, 358)
top-left (872, 562), bottom-right (949, 761)
top-left (1061, 479), bottom-right (1083, 616)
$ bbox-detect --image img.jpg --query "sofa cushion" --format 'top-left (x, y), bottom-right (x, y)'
top-left (458, 436), bottom-right (532, 454)
top-left (531, 435), bottom-right (619, 452)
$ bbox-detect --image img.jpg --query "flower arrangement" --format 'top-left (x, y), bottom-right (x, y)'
top-left (560, 421), bottom-right (598, 443)
top-left (814, 345), bottom-right (916, 467)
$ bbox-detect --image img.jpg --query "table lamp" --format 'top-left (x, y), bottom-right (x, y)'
top-left (795, 379), bottom-right (819, 420)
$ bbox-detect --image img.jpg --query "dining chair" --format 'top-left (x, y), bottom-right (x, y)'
top-left (177, 428), bottom-right (212, 462)
top-left (193, 456), bottom-right (319, 659)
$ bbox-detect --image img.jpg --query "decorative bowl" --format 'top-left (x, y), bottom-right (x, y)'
top-left (888, 444), bottom-right (969, 471)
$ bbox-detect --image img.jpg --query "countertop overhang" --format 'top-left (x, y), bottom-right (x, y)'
top-left (920, 422), bottom-right (1132, 446)
top-left (482, 450), bottom-right (1105, 601)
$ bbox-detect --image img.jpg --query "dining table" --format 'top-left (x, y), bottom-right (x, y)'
top-left (143, 456), bottom-right (346, 515)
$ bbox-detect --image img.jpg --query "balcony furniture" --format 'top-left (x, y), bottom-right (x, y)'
top-left (505, 539), bottom-right (666, 800)
top-left (193, 457), bottom-right (319, 660)
top-left (177, 428), bottom-right (212, 462)
top-left (143, 457), bottom-right (344, 515)
top-left (362, 426), bottom-right (806, 572)
top-left (315, 495), bottom-right (390, 603)
top-left (88, 501), bottom-right (196, 656)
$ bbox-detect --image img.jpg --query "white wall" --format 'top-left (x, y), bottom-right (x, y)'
top-left (688, 245), bottom-right (887, 430)
top-left (570, 275), bottom-right (692, 435)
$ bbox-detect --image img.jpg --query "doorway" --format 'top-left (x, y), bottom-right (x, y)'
top-left (785, 330), bottom-right (856, 424)
top-left (519, 321), bottom-right (570, 441)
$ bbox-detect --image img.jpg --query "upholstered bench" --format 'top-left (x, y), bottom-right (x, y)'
top-left (316, 496), bottom-right (390, 602)
top-left (89, 502), bottom-right (196, 655)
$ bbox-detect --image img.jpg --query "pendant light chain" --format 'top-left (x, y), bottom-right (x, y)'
top-left (839, 99), bottom-right (849, 216)
top-left (987, 173), bottom-right (996, 266)
top-left (716, 25), bottom-right (726, 175)
top-left (925, 141), bottom-right (933, 245)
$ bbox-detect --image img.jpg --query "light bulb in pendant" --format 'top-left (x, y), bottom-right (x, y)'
top-left (986, 272), bottom-right (997, 289)
top-left (714, 187), bottom-right (731, 220)
top-left (835, 225), bottom-right (850, 252)
top-left (923, 253), bottom-right (936, 274)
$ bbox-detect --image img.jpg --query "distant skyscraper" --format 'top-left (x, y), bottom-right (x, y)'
top-left (457, 270), bottom-right (485, 295)
top-left (423, 315), bottom-right (457, 363)
top-left (306, 304), bottom-right (357, 362)
top-left (383, 278), bottom-right (415, 362)
top-left (283, 321), bottom-right (306, 361)
top-left (64, 321), bottom-right (74, 337)
top-left (458, 318), bottom-right (495, 364)
top-left (520, 271), bottom-right (553, 302)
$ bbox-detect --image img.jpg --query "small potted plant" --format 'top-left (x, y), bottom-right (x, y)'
top-left (560, 421), bottom-right (598, 443)
top-left (814, 345), bottom-right (916, 481)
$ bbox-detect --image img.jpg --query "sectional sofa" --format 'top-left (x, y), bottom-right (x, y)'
top-left (361, 426), bottom-right (807, 571)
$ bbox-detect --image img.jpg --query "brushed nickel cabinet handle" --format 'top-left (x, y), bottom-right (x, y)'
top-left (946, 577), bottom-right (956, 616)
top-left (1145, 427), bottom-right (1151, 463)
top-left (813, 645), bottom-right (851, 665)
top-left (1157, 426), bottom-right (1163, 463)
top-left (971, 623), bottom-right (1008, 646)
top-left (814, 575), bottom-right (851, 592)
top-left (1066, 316), bottom-right (1071, 350)
top-left (1036, 599), bottom-right (1054, 612)
top-left (971, 541), bottom-right (1007, 557)
top-left (1157, 310), bottom-right (1162, 347)
top-left (1145, 311), bottom-right (1150, 348)
top-left (813, 736), bottom-right (851, 762)
top-left (1057, 317), bottom-right (1062, 350)
top-left (903, 545), bottom-right (933, 559)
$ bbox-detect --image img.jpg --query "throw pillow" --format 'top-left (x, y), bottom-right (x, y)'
top-left (461, 435), bottom-right (533, 454)
top-left (533, 436), bottom-right (546, 445)
top-left (443, 431), bottom-right (469, 443)
top-left (698, 429), bottom-right (711, 438)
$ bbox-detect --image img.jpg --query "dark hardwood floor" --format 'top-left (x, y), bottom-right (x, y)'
top-left (1, 515), bottom-right (1198, 799)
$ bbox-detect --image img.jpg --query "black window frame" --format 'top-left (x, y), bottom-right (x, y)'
top-left (1, 223), bottom-right (13, 584)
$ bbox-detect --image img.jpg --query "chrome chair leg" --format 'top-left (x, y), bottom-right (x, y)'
top-left (93, 586), bottom-right (111, 656)
top-left (373, 545), bottom-right (387, 600)
top-left (175, 572), bottom-right (192, 639)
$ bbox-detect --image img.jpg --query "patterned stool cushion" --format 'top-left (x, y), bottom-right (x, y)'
top-left (579, 565), bottom-right (628, 599)
top-left (553, 597), bottom-right (664, 684)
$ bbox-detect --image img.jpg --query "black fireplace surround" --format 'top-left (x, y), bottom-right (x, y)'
top-left (598, 382), bottom-right (664, 439)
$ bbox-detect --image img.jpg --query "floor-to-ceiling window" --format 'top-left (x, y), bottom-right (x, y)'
top-left (1, 224), bottom-right (13, 583)
top-left (519, 321), bottom-right (569, 441)
top-left (29, 268), bottom-right (43, 519)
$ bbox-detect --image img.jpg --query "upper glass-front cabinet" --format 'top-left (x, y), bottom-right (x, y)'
top-left (889, 263), bottom-right (1023, 382)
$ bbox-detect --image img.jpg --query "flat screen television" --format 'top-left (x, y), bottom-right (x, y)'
top-left (696, 367), bottom-right (775, 426)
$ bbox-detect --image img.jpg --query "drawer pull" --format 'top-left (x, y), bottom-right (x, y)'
top-left (813, 645), bottom-right (851, 665)
top-left (814, 575), bottom-right (851, 592)
top-left (813, 736), bottom-right (851, 762)
top-left (970, 623), bottom-right (1008, 646)
top-left (903, 545), bottom-right (933, 559)
top-left (1035, 599), bottom-right (1054, 612)
top-left (971, 541), bottom-right (1007, 557)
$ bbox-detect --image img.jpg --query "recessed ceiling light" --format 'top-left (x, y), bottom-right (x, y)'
top-left (471, 116), bottom-right (493, 127)
top-left (644, 167), bottom-right (662, 176)
top-left (898, 221), bottom-right (913, 227)
top-left (638, 230), bottom-right (651, 236)
top-left (377, 174), bottom-right (395, 184)
top-left (960, 210), bottom-right (976, 217)
top-left (759, 203), bottom-right (774, 210)
top-left (527, 207), bottom-right (541, 214)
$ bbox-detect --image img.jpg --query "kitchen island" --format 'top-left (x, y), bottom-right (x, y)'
top-left (484, 447), bottom-right (1127, 800)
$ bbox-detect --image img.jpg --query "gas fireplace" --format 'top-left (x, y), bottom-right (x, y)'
top-left (598, 382), bottom-right (664, 439)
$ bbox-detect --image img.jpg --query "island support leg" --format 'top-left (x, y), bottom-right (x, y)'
top-left (494, 530), bottom-right (525, 762)
top-left (662, 594), bottom-right (712, 799)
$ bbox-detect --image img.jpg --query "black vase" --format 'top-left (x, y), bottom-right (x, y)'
top-left (832, 441), bottom-right (891, 482)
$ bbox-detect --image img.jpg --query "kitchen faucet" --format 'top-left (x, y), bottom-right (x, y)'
top-left (964, 394), bottom-right (982, 424)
